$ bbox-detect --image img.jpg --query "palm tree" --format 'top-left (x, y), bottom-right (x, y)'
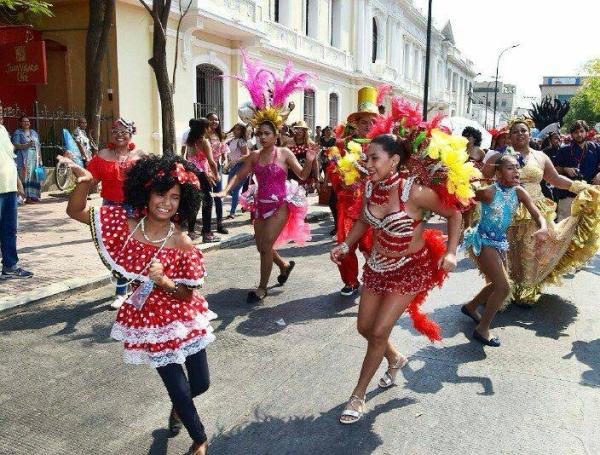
top-left (528, 96), bottom-right (570, 130)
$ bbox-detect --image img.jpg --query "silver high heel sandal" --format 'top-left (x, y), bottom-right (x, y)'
top-left (339, 395), bottom-right (365, 424)
top-left (378, 356), bottom-right (408, 389)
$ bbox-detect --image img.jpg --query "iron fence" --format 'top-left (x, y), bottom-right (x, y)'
top-left (2, 102), bottom-right (114, 166)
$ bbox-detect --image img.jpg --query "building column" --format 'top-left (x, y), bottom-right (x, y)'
top-left (355, 0), bottom-right (366, 72)
top-left (279, 0), bottom-right (292, 27)
top-left (365, 0), bottom-right (373, 70)
top-left (394, 22), bottom-right (403, 73)
top-left (377, 15), bottom-right (387, 63)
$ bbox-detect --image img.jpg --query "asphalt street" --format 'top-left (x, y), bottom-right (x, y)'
top-left (1, 220), bottom-right (599, 455)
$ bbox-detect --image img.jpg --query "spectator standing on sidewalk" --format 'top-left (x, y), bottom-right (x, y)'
top-left (185, 118), bottom-right (220, 243)
top-left (0, 108), bottom-right (32, 278)
top-left (553, 120), bottom-right (600, 221)
top-left (206, 113), bottom-right (229, 235)
top-left (72, 117), bottom-right (93, 166)
top-left (225, 123), bottom-right (249, 218)
top-left (12, 116), bottom-right (42, 203)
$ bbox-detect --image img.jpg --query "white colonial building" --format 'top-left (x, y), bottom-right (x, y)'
top-left (91, 0), bottom-right (478, 152)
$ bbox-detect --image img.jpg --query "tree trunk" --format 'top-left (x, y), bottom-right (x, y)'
top-left (85, 0), bottom-right (115, 148)
top-left (149, 19), bottom-right (176, 155)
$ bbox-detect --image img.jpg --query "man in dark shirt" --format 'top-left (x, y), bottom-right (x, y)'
top-left (541, 132), bottom-right (562, 201)
top-left (553, 120), bottom-right (600, 220)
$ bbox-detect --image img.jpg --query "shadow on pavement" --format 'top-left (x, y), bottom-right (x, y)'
top-left (582, 254), bottom-right (600, 276)
top-left (207, 396), bottom-right (416, 455)
top-left (403, 341), bottom-right (493, 396)
top-left (234, 293), bottom-right (356, 337)
top-left (563, 338), bottom-right (600, 387)
top-left (0, 296), bottom-right (113, 345)
top-left (494, 293), bottom-right (578, 340)
top-left (147, 429), bottom-right (172, 455)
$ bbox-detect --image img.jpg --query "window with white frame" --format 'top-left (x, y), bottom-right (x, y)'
top-left (329, 93), bottom-right (339, 127)
top-left (330, 0), bottom-right (341, 47)
top-left (304, 90), bottom-right (316, 131)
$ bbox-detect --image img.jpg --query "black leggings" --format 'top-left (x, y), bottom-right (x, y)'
top-left (189, 171), bottom-right (213, 234)
top-left (328, 187), bottom-right (338, 229)
top-left (156, 349), bottom-right (210, 444)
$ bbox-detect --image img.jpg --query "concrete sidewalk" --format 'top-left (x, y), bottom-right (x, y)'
top-left (0, 191), bottom-right (330, 312)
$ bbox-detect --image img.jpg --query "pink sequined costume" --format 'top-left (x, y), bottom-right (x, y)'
top-left (240, 148), bottom-right (311, 247)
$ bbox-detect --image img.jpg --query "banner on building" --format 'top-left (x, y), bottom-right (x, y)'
top-left (0, 40), bottom-right (47, 85)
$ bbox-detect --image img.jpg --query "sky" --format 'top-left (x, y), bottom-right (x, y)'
top-left (412, 0), bottom-right (600, 105)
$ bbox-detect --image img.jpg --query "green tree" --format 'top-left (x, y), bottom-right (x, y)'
top-left (0, 0), bottom-right (53, 23)
top-left (562, 58), bottom-right (600, 130)
top-left (562, 90), bottom-right (600, 130)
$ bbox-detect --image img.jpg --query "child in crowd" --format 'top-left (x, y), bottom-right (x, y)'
top-left (461, 155), bottom-right (548, 346)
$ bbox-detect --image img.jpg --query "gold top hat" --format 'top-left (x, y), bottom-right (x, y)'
top-left (347, 86), bottom-right (380, 125)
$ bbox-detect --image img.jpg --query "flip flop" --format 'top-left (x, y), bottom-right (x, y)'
top-left (473, 329), bottom-right (501, 347)
top-left (461, 305), bottom-right (481, 323)
top-left (277, 261), bottom-right (295, 286)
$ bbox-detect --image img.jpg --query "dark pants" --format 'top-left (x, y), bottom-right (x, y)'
top-left (212, 163), bottom-right (223, 226)
top-left (328, 187), bottom-right (338, 229)
top-left (156, 349), bottom-right (210, 444)
top-left (0, 192), bottom-right (18, 270)
top-left (189, 171), bottom-right (213, 235)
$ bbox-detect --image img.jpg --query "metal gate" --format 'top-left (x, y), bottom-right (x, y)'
top-left (194, 64), bottom-right (224, 121)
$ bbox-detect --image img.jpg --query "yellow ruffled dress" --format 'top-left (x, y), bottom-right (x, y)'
top-left (506, 154), bottom-right (600, 304)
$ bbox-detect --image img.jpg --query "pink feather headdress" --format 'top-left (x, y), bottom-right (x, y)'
top-left (229, 50), bottom-right (315, 129)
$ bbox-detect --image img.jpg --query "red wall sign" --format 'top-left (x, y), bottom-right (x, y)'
top-left (0, 40), bottom-right (47, 85)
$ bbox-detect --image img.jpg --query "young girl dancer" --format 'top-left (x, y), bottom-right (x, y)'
top-left (462, 154), bottom-right (548, 346)
top-left (215, 51), bottom-right (316, 303)
top-left (64, 155), bottom-right (216, 455)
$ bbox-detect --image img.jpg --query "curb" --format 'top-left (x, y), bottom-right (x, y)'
top-left (0, 210), bottom-right (332, 314)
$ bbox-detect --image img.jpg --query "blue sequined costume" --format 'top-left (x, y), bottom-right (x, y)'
top-left (463, 183), bottom-right (519, 256)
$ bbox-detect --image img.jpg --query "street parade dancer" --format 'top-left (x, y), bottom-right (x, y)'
top-left (483, 117), bottom-right (600, 305)
top-left (214, 50), bottom-right (316, 304)
top-left (330, 97), bottom-right (481, 424)
top-left (325, 85), bottom-right (391, 296)
top-left (462, 154), bottom-right (548, 347)
top-left (62, 154), bottom-right (216, 455)
top-left (84, 118), bottom-right (147, 309)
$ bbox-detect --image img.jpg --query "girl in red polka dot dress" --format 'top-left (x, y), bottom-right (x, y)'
top-left (64, 154), bottom-right (215, 455)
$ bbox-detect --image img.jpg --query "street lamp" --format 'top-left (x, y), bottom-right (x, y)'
top-left (422, 0), bottom-right (433, 119)
top-left (492, 43), bottom-right (519, 128)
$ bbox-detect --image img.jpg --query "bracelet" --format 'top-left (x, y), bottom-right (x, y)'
top-left (338, 242), bottom-right (350, 255)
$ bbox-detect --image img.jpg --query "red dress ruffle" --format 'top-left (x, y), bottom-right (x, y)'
top-left (90, 206), bottom-right (216, 368)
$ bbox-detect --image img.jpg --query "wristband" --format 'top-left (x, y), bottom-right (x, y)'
top-left (338, 242), bottom-right (350, 255)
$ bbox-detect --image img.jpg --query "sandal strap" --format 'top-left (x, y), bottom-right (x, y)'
top-left (341, 409), bottom-right (361, 418)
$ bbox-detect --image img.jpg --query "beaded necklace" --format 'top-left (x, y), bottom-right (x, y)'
top-left (366, 172), bottom-right (402, 206)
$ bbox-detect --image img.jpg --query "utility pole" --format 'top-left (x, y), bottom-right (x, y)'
top-left (422, 0), bottom-right (433, 120)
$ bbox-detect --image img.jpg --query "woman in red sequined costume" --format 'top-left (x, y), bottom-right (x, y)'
top-left (331, 135), bottom-right (462, 425)
top-left (64, 155), bottom-right (215, 455)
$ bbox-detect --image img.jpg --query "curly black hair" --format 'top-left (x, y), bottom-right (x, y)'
top-left (124, 154), bottom-right (200, 225)
top-left (462, 126), bottom-right (482, 146)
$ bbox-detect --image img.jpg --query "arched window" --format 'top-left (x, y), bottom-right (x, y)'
top-left (303, 90), bottom-right (316, 131)
top-left (195, 64), bottom-right (224, 120)
top-left (372, 18), bottom-right (378, 63)
top-left (329, 93), bottom-right (339, 127)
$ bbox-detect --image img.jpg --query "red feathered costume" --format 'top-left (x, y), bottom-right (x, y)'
top-left (326, 136), bottom-right (373, 288)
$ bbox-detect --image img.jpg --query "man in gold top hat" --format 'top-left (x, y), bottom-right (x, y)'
top-left (328, 86), bottom-right (379, 296)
